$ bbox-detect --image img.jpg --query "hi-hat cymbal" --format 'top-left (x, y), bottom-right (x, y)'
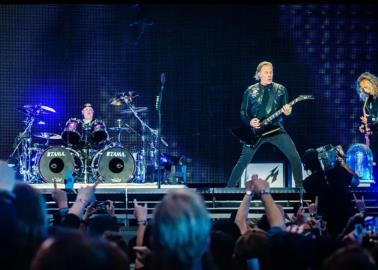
top-left (33, 132), bottom-right (62, 140)
top-left (119, 107), bottom-right (148, 114)
top-left (17, 105), bottom-right (56, 115)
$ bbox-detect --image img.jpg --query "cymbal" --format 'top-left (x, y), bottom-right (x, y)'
top-left (110, 98), bottom-right (126, 106)
top-left (17, 105), bottom-right (56, 115)
top-left (119, 107), bottom-right (148, 114)
top-left (33, 132), bottom-right (62, 140)
top-left (110, 91), bottom-right (139, 106)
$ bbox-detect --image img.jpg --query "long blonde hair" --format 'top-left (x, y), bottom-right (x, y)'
top-left (356, 72), bottom-right (378, 100)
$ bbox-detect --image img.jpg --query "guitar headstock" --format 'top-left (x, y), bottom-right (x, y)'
top-left (295, 95), bottom-right (315, 102)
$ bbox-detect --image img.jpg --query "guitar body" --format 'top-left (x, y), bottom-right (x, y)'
top-left (231, 124), bottom-right (282, 148)
top-left (230, 95), bottom-right (314, 147)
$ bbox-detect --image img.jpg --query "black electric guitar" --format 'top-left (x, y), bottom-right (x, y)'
top-left (231, 95), bottom-right (315, 148)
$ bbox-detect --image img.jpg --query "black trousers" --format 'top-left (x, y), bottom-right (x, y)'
top-left (227, 132), bottom-right (303, 187)
top-left (369, 133), bottom-right (378, 182)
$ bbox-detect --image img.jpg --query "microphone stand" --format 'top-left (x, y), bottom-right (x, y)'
top-left (157, 73), bottom-right (165, 189)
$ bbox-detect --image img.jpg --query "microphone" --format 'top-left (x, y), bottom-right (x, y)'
top-left (161, 73), bottom-right (165, 85)
top-left (156, 73), bottom-right (165, 111)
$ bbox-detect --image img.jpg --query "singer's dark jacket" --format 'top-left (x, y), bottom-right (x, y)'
top-left (365, 95), bottom-right (378, 132)
top-left (240, 82), bottom-right (288, 128)
top-left (365, 96), bottom-right (378, 172)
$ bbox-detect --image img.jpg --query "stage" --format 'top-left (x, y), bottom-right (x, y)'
top-left (32, 183), bottom-right (378, 227)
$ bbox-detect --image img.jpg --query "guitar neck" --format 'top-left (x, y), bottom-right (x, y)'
top-left (261, 99), bottom-right (298, 126)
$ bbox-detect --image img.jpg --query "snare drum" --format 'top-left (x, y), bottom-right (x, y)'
top-left (35, 146), bottom-right (83, 183)
top-left (91, 144), bottom-right (135, 183)
top-left (90, 119), bottom-right (109, 145)
top-left (62, 118), bottom-right (82, 146)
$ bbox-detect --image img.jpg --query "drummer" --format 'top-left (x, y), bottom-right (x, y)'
top-left (80, 103), bottom-right (93, 146)
top-left (81, 103), bottom-right (108, 148)
top-left (81, 103), bottom-right (95, 129)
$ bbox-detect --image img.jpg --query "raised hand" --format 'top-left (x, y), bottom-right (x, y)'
top-left (133, 246), bottom-right (151, 265)
top-left (69, 181), bottom-right (100, 219)
top-left (76, 180), bottom-right (100, 206)
top-left (245, 174), bottom-right (258, 192)
top-left (106, 200), bottom-right (115, 216)
top-left (51, 179), bottom-right (68, 208)
top-left (251, 177), bottom-right (270, 193)
top-left (0, 160), bottom-right (16, 192)
top-left (83, 202), bottom-right (96, 221)
top-left (133, 198), bottom-right (147, 222)
top-left (294, 205), bottom-right (306, 225)
top-left (306, 196), bottom-right (318, 217)
top-left (353, 193), bottom-right (366, 213)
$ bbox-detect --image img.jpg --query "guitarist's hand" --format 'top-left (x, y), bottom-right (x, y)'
top-left (359, 124), bottom-right (366, 134)
top-left (360, 115), bottom-right (368, 124)
top-left (282, 104), bottom-right (292, 116)
top-left (250, 118), bottom-right (260, 128)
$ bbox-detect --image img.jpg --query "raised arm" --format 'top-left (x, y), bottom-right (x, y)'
top-left (235, 174), bottom-right (256, 234)
top-left (252, 178), bottom-right (285, 229)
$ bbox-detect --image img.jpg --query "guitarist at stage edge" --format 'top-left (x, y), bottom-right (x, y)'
top-left (357, 72), bottom-right (378, 182)
top-left (226, 61), bottom-right (303, 188)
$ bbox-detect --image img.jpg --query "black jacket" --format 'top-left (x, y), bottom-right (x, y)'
top-left (240, 82), bottom-right (288, 128)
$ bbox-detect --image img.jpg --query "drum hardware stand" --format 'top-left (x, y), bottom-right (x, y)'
top-left (9, 111), bottom-right (38, 183)
top-left (82, 147), bottom-right (89, 184)
top-left (112, 118), bottom-right (145, 182)
top-left (111, 90), bottom-right (169, 184)
top-left (135, 126), bottom-right (147, 183)
top-left (124, 97), bottom-right (169, 184)
top-left (113, 119), bottom-right (139, 144)
top-left (156, 73), bottom-right (165, 188)
top-left (10, 104), bottom-right (56, 183)
top-left (116, 119), bottom-right (123, 143)
top-left (82, 140), bottom-right (92, 184)
top-left (79, 125), bottom-right (94, 184)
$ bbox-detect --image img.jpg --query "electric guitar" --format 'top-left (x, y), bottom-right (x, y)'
top-left (362, 96), bottom-right (371, 147)
top-left (231, 95), bottom-right (315, 148)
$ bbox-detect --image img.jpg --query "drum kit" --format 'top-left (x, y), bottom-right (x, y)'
top-left (9, 92), bottom-right (168, 184)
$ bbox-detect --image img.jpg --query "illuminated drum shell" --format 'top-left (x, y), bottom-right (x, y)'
top-left (90, 120), bottom-right (109, 144)
top-left (62, 118), bottom-right (82, 146)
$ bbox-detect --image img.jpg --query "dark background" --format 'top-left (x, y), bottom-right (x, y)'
top-left (1, 4), bottom-right (377, 185)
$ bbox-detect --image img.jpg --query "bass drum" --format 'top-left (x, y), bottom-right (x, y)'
top-left (36, 146), bottom-right (83, 183)
top-left (91, 145), bottom-right (135, 183)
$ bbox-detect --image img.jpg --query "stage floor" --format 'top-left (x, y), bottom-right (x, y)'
top-left (32, 182), bottom-right (187, 193)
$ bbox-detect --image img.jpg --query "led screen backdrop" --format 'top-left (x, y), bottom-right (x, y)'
top-left (1, 4), bottom-right (377, 184)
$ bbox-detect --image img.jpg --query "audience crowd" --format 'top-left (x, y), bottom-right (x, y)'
top-left (1, 153), bottom-right (377, 270)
